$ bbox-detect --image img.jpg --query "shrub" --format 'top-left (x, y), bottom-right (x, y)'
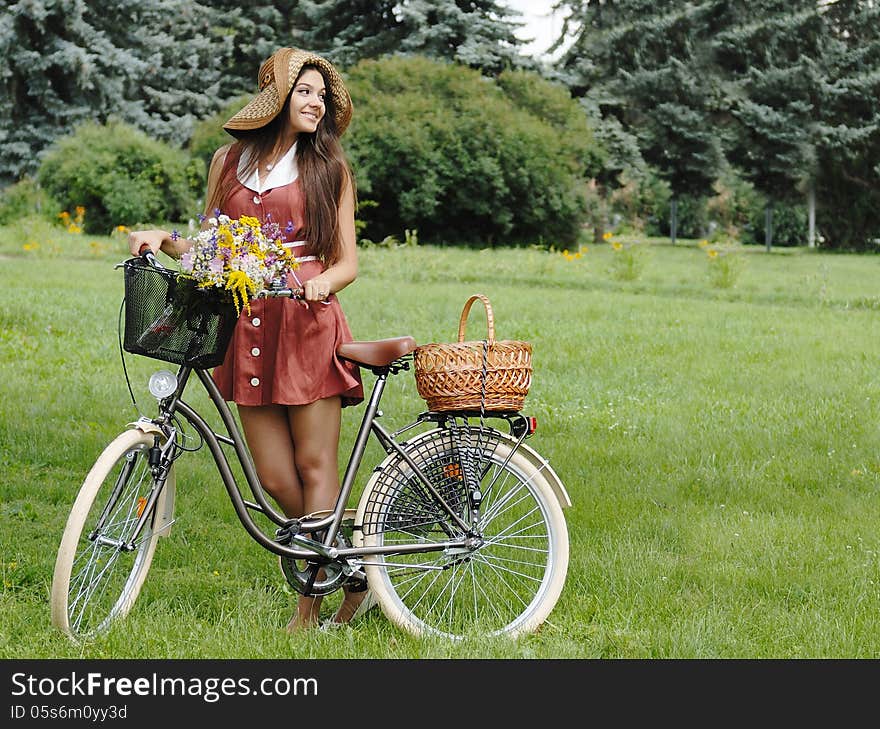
top-left (37, 119), bottom-right (205, 234)
top-left (0, 176), bottom-right (61, 225)
top-left (344, 56), bottom-right (598, 247)
top-left (742, 201), bottom-right (807, 247)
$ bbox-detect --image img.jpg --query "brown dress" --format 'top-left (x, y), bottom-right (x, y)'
top-left (211, 147), bottom-right (363, 407)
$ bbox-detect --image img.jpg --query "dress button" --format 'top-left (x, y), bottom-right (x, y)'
top-left (250, 377), bottom-right (260, 387)
top-left (251, 347), bottom-right (261, 356)
top-left (252, 317), bottom-right (261, 327)
top-left (253, 195), bottom-right (261, 204)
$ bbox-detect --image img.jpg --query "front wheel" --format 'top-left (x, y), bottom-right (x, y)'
top-left (355, 427), bottom-right (569, 639)
top-left (51, 429), bottom-right (175, 640)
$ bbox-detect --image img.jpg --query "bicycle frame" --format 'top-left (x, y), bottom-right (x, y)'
top-left (147, 361), bottom-right (481, 565)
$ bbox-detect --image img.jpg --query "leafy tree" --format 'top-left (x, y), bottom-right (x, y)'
top-left (554, 0), bottom-right (880, 249)
top-left (201, 1), bottom-right (303, 88)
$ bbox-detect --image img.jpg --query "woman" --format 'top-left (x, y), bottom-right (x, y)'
top-left (128, 47), bottom-right (370, 631)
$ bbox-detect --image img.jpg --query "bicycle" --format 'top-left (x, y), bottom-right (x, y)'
top-left (51, 253), bottom-right (572, 641)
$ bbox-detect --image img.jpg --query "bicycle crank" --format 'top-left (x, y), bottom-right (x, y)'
top-left (276, 531), bottom-right (352, 596)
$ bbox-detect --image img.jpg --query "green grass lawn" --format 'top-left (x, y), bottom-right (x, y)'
top-left (2, 227), bottom-right (879, 658)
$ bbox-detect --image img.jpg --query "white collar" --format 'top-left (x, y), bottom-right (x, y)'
top-left (237, 142), bottom-right (299, 193)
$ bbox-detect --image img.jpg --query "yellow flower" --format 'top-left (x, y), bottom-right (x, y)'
top-left (602, 231), bottom-right (612, 240)
top-left (611, 241), bottom-right (623, 251)
top-left (707, 249), bottom-right (719, 258)
top-left (699, 239), bottom-right (709, 248)
top-left (225, 269), bottom-right (258, 315)
top-left (218, 227), bottom-right (234, 247)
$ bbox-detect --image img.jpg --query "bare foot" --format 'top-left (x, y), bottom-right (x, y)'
top-left (285, 612), bottom-right (319, 633)
top-left (286, 595), bottom-right (323, 633)
top-left (331, 588), bottom-right (370, 624)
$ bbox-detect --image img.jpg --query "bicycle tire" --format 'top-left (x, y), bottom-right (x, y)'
top-left (51, 429), bottom-right (175, 640)
top-left (355, 427), bottom-right (568, 639)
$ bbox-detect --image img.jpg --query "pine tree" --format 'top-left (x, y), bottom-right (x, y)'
top-left (813, 0), bottom-right (880, 249)
top-left (291, 0), bottom-right (527, 74)
top-left (558, 1), bottom-right (724, 243)
top-left (707, 0), bottom-right (825, 248)
top-left (0, 0), bottom-right (243, 183)
top-left (1, 0), bottom-right (138, 183)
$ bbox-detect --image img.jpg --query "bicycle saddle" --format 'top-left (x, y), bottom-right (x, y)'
top-left (337, 336), bottom-right (417, 368)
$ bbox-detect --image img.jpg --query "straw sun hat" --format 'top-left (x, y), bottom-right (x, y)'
top-left (224, 47), bottom-right (353, 137)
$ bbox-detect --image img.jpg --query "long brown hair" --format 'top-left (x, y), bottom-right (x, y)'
top-left (206, 65), bottom-right (355, 264)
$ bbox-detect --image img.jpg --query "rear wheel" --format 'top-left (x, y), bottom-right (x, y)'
top-left (51, 429), bottom-right (174, 640)
top-left (356, 427), bottom-right (568, 639)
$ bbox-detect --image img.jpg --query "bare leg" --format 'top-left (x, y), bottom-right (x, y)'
top-left (238, 404), bottom-right (304, 516)
top-left (237, 404), bottom-right (324, 630)
top-left (286, 397), bottom-right (369, 624)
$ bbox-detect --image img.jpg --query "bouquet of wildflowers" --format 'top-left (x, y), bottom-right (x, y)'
top-left (177, 214), bottom-right (297, 314)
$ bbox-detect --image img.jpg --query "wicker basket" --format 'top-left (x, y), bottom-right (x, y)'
top-left (413, 294), bottom-right (532, 412)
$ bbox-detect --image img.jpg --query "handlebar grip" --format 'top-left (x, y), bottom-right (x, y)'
top-left (141, 249), bottom-right (165, 270)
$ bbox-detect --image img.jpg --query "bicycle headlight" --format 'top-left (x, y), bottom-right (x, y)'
top-left (148, 370), bottom-right (178, 400)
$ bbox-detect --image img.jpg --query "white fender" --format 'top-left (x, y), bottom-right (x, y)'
top-left (488, 430), bottom-right (573, 508)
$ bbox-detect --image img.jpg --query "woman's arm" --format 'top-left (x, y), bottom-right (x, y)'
top-left (127, 145), bottom-right (230, 259)
top-left (302, 173), bottom-right (358, 301)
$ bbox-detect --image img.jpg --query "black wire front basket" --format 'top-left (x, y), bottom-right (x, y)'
top-left (121, 258), bottom-right (239, 368)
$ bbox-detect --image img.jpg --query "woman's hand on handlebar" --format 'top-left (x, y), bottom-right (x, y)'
top-left (128, 230), bottom-right (167, 257)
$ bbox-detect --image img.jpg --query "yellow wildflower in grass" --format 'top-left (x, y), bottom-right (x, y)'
top-left (603, 231), bottom-right (613, 241)
top-left (59, 206), bottom-right (86, 234)
top-left (22, 242), bottom-right (40, 251)
top-left (561, 244), bottom-right (588, 262)
top-left (608, 237), bottom-right (650, 281)
top-left (704, 237), bottom-right (746, 289)
top-left (89, 240), bottom-right (110, 256)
